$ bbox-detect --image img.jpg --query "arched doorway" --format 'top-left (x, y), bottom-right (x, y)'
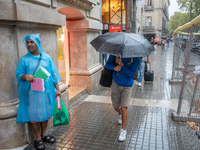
top-left (57, 7), bottom-right (102, 94)
top-left (57, 7), bottom-right (85, 86)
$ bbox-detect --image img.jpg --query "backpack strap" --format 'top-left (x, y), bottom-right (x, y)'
top-left (112, 56), bottom-right (116, 65)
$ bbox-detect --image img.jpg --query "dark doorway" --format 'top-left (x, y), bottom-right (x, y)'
top-left (144, 34), bottom-right (155, 42)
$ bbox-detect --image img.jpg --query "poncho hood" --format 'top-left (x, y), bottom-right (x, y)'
top-left (23, 33), bottom-right (44, 58)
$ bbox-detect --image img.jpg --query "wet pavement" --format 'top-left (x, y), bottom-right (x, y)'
top-left (24, 45), bottom-right (198, 150)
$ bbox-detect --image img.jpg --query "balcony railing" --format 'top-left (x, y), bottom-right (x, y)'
top-left (162, 26), bottom-right (169, 33)
top-left (144, 5), bottom-right (154, 10)
top-left (163, 7), bottom-right (169, 21)
top-left (143, 26), bottom-right (154, 31)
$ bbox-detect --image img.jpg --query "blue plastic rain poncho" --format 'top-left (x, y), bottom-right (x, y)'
top-left (15, 33), bottom-right (62, 123)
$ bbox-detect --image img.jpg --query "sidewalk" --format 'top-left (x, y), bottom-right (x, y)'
top-left (25, 44), bottom-right (198, 150)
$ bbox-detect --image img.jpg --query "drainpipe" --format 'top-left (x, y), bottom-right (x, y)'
top-left (131, 0), bottom-right (136, 33)
top-left (100, 0), bottom-right (102, 35)
top-left (99, 0), bottom-right (103, 64)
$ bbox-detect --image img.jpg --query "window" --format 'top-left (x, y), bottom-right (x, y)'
top-left (146, 17), bottom-right (152, 27)
top-left (102, 0), bottom-right (126, 25)
top-left (146, 0), bottom-right (152, 6)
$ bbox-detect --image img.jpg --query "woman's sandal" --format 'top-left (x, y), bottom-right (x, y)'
top-left (34, 139), bottom-right (46, 150)
top-left (42, 135), bottom-right (56, 143)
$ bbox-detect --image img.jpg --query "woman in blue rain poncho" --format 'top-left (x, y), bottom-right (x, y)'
top-left (15, 33), bottom-right (61, 150)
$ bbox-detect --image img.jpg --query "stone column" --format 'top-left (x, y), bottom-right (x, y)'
top-left (0, 0), bottom-right (68, 148)
top-left (67, 19), bottom-right (103, 94)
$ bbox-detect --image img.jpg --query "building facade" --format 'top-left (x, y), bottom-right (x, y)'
top-left (0, 0), bottom-right (102, 149)
top-left (136, 1), bottom-right (143, 34)
top-left (142, 0), bottom-right (170, 41)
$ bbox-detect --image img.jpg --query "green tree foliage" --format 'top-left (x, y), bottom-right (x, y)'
top-left (168, 12), bottom-right (190, 35)
top-left (177, 0), bottom-right (200, 20)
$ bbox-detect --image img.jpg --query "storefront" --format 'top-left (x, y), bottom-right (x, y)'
top-left (100, 0), bottom-right (137, 64)
top-left (102, 0), bottom-right (126, 33)
top-left (102, 0), bottom-right (137, 33)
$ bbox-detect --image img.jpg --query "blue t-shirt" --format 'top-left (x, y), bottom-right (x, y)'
top-left (105, 55), bottom-right (141, 87)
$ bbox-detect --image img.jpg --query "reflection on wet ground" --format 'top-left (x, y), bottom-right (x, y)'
top-left (25, 44), bottom-right (198, 150)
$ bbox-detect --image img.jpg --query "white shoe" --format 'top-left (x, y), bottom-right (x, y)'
top-left (138, 82), bottom-right (142, 87)
top-left (118, 114), bottom-right (122, 125)
top-left (135, 81), bottom-right (138, 85)
top-left (118, 129), bottom-right (127, 142)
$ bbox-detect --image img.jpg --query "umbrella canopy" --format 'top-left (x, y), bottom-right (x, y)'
top-left (161, 36), bottom-right (167, 39)
top-left (90, 32), bottom-right (154, 58)
top-left (154, 38), bottom-right (159, 43)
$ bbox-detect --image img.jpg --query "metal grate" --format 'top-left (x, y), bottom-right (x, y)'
top-left (170, 23), bottom-right (200, 148)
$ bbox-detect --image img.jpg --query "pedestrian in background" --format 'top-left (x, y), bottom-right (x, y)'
top-left (135, 57), bottom-right (150, 87)
top-left (167, 38), bottom-right (170, 47)
top-left (153, 38), bottom-right (159, 49)
top-left (150, 37), bottom-right (154, 46)
top-left (15, 33), bottom-right (62, 150)
top-left (154, 42), bottom-right (158, 49)
top-left (105, 55), bottom-right (141, 142)
top-left (162, 39), bottom-right (167, 50)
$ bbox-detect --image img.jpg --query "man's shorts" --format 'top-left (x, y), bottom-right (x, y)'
top-left (111, 80), bottom-right (132, 108)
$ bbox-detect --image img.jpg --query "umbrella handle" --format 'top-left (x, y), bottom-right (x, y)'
top-left (117, 58), bottom-right (121, 77)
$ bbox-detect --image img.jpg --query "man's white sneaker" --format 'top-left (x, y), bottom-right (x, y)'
top-left (118, 129), bottom-right (127, 142)
top-left (118, 114), bottom-right (122, 125)
top-left (138, 82), bottom-right (142, 87)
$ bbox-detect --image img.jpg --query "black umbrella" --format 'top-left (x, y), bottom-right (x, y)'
top-left (161, 36), bottom-right (167, 39)
top-left (90, 32), bottom-right (154, 58)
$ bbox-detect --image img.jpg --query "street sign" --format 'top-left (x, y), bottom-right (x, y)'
top-left (109, 26), bottom-right (122, 32)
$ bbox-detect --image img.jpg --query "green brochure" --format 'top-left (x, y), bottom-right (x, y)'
top-left (33, 66), bottom-right (50, 81)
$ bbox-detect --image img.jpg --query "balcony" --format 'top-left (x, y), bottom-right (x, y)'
top-left (162, 26), bottom-right (169, 33)
top-left (143, 26), bottom-right (154, 32)
top-left (163, 7), bottom-right (169, 21)
top-left (144, 5), bottom-right (154, 11)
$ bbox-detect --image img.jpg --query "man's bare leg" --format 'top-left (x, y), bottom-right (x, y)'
top-left (32, 122), bottom-right (41, 141)
top-left (41, 120), bottom-right (48, 138)
top-left (41, 120), bottom-right (55, 142)
top-left (32, 122), bottom-right (44, 149)
top-left (114, 107), bottom-right (122, 114)
top-left (121, 106), bottom-right (128, 130)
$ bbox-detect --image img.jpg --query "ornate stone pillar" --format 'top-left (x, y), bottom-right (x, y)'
top-left (67, 19), bottom-right (102, 94)
top-left (0, 0), bottom-right (68, 148)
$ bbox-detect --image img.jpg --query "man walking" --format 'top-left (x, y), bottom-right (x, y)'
top-left (105, 55), bottom-right (141, 141)
top-left (135, 57), bottom-right (150, 87)
top-left (150, 37), bottom-right (154, 46)
top-left (15, 33), bottom-right (62, 150)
